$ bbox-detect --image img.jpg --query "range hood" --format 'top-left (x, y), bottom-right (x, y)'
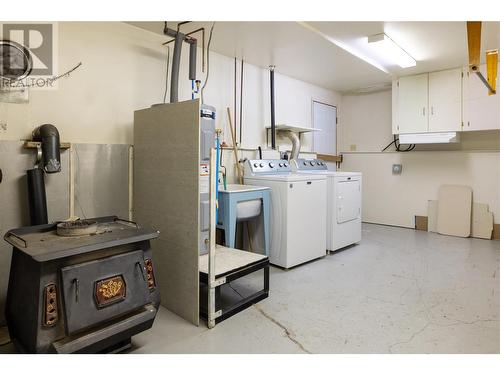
top-left (398, 132), bottom-right (460, 144)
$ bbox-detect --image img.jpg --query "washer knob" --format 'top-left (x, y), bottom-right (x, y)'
top-left (279, 163), bottom-right (283, 167)
top-left (253, 163), bottom-right (259, 168)
top-left (303, 161), bottom-right (307, 166)
top-left (310, 161), bottom-right (315, 166)
top-left (269, 162), bottom-right (275, 168)
top-left (284, 163), bottom-right (288, 168)
top-left (259, 163), bottom-right (264, 168)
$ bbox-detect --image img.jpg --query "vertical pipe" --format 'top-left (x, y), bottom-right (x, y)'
top-left (69, 145), bottom-right (75, 219)
top-left (215, 136), bottom-right (220, 225)
top-left (239, 59), bottom-right (244, 145)
top-left (234, 57), bottom-right (237, 145)
top-left (27, 168), bottom-right (48, 225)
top-left (170, 32), bottom-right (183, 103)
top-left (270, 66), bottom-right (276, 150)
top-left (207, 148), bottom-right (217, 328)
top-left (128, 145), bottom-right (134, 221)
top-left (189, 40), bottom-right (197, 81)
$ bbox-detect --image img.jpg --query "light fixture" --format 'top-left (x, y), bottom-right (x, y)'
top-left (367, 33), bottom-right (416, 68)
top-left (399, 132), bottom-right (460, 144)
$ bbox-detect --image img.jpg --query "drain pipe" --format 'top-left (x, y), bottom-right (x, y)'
top-left (284, 131), bottom-right (301, 161)
top-left (269, 65), bottom-right (276, 150)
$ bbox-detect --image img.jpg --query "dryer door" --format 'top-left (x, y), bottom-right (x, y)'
top-left (337, 178), bottom-right (361, 224)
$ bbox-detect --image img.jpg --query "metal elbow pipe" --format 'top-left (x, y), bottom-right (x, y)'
top-left (32, 124), bottom-right (61, 173)
top-left (284, 131), bottom-right (300, 161)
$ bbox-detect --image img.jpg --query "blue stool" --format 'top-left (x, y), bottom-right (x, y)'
top-left (217, 185), bottom-right (270, 255)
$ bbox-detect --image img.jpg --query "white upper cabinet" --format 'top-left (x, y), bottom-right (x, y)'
top-left (428, 68), bottom-right (463, 132)
top-left (463, 63), bottom-right (500, 131)
top-left (397, 74), bottom-right (429, 134)
top-left (393, 68), bottom-right (463, 134)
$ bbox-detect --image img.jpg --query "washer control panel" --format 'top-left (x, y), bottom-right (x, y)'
top-left (292, 159), bottom-right (328, 171)
top-left (245, 159), bottom-right (291, 175)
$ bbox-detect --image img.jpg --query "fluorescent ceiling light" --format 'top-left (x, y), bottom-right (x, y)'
top-left (367, 33), bottom-right (416, 68)
top-left (297, 22), bottom-right (389, 73)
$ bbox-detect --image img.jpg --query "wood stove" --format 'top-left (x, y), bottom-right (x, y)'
top-left (3, 216), bottom-right (160, 353)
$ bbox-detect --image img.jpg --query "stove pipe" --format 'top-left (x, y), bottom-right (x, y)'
top-left (27, 168), bottom-right (48, 225)
top-left (32, 124), bottom-right (61, 173)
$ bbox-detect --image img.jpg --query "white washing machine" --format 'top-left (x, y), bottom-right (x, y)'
top-left (291, 159), bottom-right (362, 252)
top-left (244, 160), bottom-right (327, 268)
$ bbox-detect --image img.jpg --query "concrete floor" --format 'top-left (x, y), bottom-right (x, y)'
top-left (129, 223), bottom-right (500, 354)
top-left (1, 223), bottom-right (499, 354)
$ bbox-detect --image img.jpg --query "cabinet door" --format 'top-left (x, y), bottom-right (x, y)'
top-left (336, 179), bottom-right (361, 223)
top-left (428, 68), bottom-right (462, 132)
top-left (397, 74), bottom-right (428, 133)
top-left (463, 64), bottom-right (500, 131)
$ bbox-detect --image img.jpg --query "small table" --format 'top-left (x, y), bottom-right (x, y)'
top-left (217, 184), bottom-right (270, 255)
top-left (199, 246), bottom-right (269, 325)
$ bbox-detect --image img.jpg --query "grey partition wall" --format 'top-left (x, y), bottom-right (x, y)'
top-left (134, 100), bottom-right (201, 326)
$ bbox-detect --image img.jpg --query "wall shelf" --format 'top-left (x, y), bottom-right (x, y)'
top-left (23, 141), bottom-right (71, 150)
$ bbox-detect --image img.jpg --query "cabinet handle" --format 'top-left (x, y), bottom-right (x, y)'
top-left (431, 106), bottom-right (434, 115)
top-left (422, 107), bottom-right (426, 116)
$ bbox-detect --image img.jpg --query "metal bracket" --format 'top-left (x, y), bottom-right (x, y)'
top-left (475, 71), bottom-right (496, 95)
top-left (210, 277), bottom-right (226, 288)
top-left (214, 310), bottom-right (222, 318)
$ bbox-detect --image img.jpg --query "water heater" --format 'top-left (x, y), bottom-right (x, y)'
top-left (198, 104), bottom-right (216, 254)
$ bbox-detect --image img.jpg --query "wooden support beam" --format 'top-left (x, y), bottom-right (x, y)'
top-left (486, 49), bottom-right (498, 96)
top-left (467, 21), bottom-right (482, 72)
top-left (317, 153), bottom-right (343, 163)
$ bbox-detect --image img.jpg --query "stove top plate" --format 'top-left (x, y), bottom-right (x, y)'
top-left (4, 216), bottom-right (159, 262)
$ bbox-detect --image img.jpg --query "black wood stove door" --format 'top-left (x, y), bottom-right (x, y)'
top-left (60, 250), bottom-right (151, 335)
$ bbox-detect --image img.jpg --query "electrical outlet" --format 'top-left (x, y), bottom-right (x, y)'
top-left (350, 144), bottom-right (357, 151)
top-left (0, 123), bottom-right (7, 132)
top-left (392, 164), bottom-right (402, 175)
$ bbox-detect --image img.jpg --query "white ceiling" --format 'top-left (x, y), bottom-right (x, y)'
top-left (127, 21), bottom-right (500, 93)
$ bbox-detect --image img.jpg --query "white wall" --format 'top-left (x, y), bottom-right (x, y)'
top-left (339, 90), bottom-right (393, 153)
top-left (339, 90), bottom-right (500, 228)
top-left (0, 22), bottom-right (166, 144)
top-left (0, 22), bottom-right (340, 151)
